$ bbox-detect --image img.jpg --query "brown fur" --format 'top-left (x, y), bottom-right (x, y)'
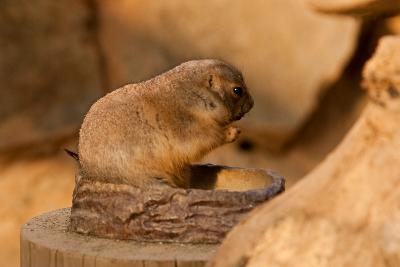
top-left (78, 59), bottom-right (253, 188)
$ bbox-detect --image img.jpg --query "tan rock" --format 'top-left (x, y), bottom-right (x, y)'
top-left (0, 0), bottom-right (104, 151)
top-left (208, 36), bottom-right (400, 267)
top-left (308, 0), bottom-right (400, 16)
top-left (97, 0), bottom-right (360, 147)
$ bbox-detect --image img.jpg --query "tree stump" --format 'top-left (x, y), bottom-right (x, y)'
top-left (21, 208), bottom-right (215, 267)
top-left (208, 36), bottom-right (400, 267)
top-left (21, 165), bottom-right (284, 266)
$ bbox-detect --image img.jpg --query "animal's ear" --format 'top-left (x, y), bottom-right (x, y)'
top-left (208, 75), bottom-right (226, 100)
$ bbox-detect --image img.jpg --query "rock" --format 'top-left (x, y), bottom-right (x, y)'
top-left (0, 0), bottom-right (104, 151)
top-left (96, 0), bottom-right (360, 148)
top-left (208, 36), bottom-right (400, 267)
top-left (308, 0), bottom-right (400, 16)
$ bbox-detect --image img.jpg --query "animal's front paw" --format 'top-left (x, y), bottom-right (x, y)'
top-left (225, 126), bottom-right (241, 143)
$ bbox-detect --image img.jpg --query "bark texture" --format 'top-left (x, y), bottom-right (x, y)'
top-left (208, 35), bottom-right (400, 267)
top-left (70, 165), bottom-right (284, 244)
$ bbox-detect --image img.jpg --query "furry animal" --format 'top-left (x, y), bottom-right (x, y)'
top-left (78, 59), bottom-right (253, 188)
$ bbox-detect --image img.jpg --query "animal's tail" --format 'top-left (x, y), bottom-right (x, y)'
top-left (64, 148), bottom-right (79, 162)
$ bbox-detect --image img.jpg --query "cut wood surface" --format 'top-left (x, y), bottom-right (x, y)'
top-left (70, 165), bottom-right (284, 243)
top-left (21, 208), bottom-right (214, 267)
top-left (208, 36), bottom-right (400, 267)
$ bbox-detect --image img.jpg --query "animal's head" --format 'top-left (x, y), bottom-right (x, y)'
top-left (178, 59), bottom-right (254, 123)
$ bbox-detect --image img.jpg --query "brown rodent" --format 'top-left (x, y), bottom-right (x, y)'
top-left (78, 59), bottom-right (253, 188)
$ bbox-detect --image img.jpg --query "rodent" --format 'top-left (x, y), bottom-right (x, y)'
top-left (78, 59), bottom-right (253, 188)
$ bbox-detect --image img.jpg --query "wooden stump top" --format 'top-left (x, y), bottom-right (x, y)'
top-left (21, 208), bottom-right (217, 267)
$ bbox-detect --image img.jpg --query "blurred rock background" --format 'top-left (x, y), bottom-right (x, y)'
top-left (0, 0), bottom-right (399, 266)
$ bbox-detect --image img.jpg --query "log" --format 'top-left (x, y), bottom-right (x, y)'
top-left (208, 36), bottom-right (400, 267)
top-left (70, 165), bottom-right (285, 243)
top-left (21, 208), bottom-right (215, 267)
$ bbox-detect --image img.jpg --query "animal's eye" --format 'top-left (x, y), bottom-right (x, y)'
top-left (233, 87), bottom-right (243, 97)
